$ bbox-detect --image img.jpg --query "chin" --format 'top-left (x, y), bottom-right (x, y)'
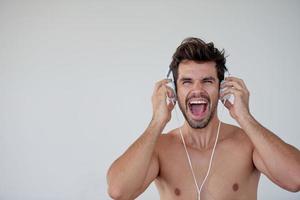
top-left (187, 115), bottom-right (211, 129)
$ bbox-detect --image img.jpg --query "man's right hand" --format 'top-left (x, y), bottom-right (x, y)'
top-left (151, 79), bottom-right (176, 124)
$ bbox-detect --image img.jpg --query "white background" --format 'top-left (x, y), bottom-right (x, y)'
top-left (0, 0), bottom-right (299, 199)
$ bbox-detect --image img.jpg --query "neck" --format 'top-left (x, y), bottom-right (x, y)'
top-left (182, 115), bottom-right (221, 150)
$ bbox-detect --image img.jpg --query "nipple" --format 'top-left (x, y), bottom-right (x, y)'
top-left (174, 188), bottom-right (181, 196)
top-left (232, 183), bottom-right (239, 191)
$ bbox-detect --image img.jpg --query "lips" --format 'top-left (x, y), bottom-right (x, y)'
top-left (188, 98), bottom-right (209, 120)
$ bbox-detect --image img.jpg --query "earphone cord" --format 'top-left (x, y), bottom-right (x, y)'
top-left (174, 105), bottom-right (223, 200)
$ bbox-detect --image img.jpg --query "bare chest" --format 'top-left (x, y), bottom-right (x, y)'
top-left (155, 139), bottom-right (260, 200)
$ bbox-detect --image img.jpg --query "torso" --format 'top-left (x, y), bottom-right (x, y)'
top-left (154, 123), bottom-right (260, 200)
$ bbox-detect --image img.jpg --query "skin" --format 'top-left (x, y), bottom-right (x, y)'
top-left (107, 60), bottom-right (300, 200)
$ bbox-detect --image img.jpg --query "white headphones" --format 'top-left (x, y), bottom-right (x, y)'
top-left (166, 68), bottom-right (232, 103)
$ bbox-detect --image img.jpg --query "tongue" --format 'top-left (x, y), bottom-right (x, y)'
top-left (191, 104), bottom-right (206, 116)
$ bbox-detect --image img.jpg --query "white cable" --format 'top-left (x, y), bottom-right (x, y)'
top-left (174, 102), bottom-right (225, 200)
top-left (167, 70), bottom-right (230, 199)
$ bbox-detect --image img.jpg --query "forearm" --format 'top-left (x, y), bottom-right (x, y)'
top-left (238, 114), bottom-right (300, 187)
top-left (221, 76), bottom-right (300, 191)
top-left (107, 118), bottom-right (165, 198)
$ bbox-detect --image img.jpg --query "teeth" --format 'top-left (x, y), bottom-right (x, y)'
top-left (189, 100), bottom-right (207, 104)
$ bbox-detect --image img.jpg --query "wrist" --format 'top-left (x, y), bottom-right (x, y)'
top-left (236, 112), bottom-right (255, 128)
top-left (152, 112), bottom-right (170, 125)
top-left (151, 116), bottom-right (168, 126)
top-left (150, 115), bottom-right (168, 131)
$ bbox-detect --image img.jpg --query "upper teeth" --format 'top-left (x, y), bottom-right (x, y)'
top-left (190, 100), bottom-right (206, 104)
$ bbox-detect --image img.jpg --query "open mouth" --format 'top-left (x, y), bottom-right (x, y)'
top-left (188, 99), bottom-right (209, 119)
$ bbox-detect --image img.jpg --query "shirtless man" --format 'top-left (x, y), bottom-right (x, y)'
top-left (107, 37), bottom-right (300, 200)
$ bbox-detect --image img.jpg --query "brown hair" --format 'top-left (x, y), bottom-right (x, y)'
top-left (169, 37), bottom-right (227, 90)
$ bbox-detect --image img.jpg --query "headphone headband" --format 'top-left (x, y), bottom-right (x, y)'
top-left (167, 68), bottom-right (172, 79)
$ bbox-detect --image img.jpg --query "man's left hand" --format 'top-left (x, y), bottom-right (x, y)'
top-left (220, 76), bottom-right (251, 123)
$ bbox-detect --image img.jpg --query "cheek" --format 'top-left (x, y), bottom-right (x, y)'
top-left (207, 87), bottom-right (220, 100)
top-left (177, 89), bottom-right (188, 104)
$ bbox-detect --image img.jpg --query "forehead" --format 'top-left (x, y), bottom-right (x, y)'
top-left (178, 60), bottom-right (217, 79)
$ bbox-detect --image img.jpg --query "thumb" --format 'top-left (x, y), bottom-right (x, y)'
top-left (167, 99), bottom-right (176, 111)
top-left (222, 99), bottom-right (233, 110)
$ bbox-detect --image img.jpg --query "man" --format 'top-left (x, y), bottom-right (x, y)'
top-left (107, 37), bottom-right (300, 200)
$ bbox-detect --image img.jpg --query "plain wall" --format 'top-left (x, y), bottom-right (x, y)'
top-left (0, 0), bottom-right (299, 199)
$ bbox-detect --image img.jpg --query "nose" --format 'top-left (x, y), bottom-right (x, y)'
top-left (190, 81), bottom-right (205, 96)
top-left (192, 80), bottom-right (204, 91)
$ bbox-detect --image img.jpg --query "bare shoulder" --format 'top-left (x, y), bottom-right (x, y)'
top-left (153, 129), bottom-right (182, 155)
top-left (156, 129), bottom-right (180, 146)
top-left (220, 122), bottom-right (254, 151)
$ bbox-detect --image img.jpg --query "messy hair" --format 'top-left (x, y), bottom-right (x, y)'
top-left (169, 37), bottom-right (227, 90)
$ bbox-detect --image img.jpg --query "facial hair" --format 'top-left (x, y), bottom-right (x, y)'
top-left (178, 93), bottom-right (218, 129)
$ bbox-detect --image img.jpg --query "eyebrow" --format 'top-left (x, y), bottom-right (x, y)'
top-left (179, 76), bottom-right (216, 82)
top-left (202, 76), bottom-right (216, 82)
top-left (179, 77), bottom-right (192, 82)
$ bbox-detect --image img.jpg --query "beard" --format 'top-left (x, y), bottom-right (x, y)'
top-left (178, 93), bottom-right (217, 129)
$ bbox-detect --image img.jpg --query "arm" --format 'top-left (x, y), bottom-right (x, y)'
top-left (242, 114), bottom-right (300, 192)
top-left (106, 79), bottom-right (175, 200)
top-left (220, 77), bottom-right (300, 192)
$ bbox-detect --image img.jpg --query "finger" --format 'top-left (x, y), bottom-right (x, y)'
top-left (165, 85), bottom-right (176, 98)
top-left (154, 79), bottom-right (172, 91)
top-left (167, 98), bottom-right (176, 110)
top-left (225, 77), bottom-right (248, 90)
top-left (222, 98), bottom-right (233, 110)
top-left (223, 76), bottom-right (249, 95)
top-left (155, 85), bottom-right (175, 106)
top-left (220, 87), bottom-right (242, 99)
top-left (221, 80), bottom-right (243, 91)
top-left (221, 81), bottom-right (243, 90)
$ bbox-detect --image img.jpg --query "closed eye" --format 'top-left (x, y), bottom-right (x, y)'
top-left (204, 80), bottom-right (213, 83)
top-left (183, 80), bottom-right (192, 84)
top-left (202, 77), bottom-right (216, 84)
top-left (180, 78), bottom-right (192, 85)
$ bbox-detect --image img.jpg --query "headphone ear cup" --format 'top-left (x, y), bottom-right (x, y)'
top-left (220, 88), bottom-right (230, 101)
top-left (220, 80), bottom-right (233, 102)
top-left (166, 79), bottom-right (177, 104)
top-left (171, 80), bottom-right (177, 103)
top-left (166, 69), bottom-right (177, 104)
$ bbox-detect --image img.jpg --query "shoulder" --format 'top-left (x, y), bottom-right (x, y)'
top-left (157, 129), bottom-right (180, 146)
top-left (220, 122), bottom-right (254, 151)
top-left (154, 129), bottom-right (181, 154)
